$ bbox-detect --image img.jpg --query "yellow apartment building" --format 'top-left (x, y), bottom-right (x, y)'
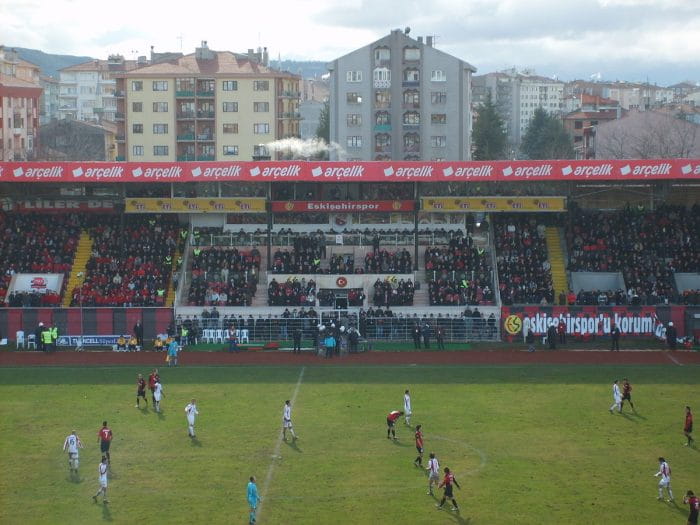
top-left (114, 42), bottom-right (301, 161)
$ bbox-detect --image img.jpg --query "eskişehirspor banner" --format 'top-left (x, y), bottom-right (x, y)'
top-left (271, 200), bottom-right (415, 212)
top-left (1, 159), bottom-right (699, 183)
top-left (501, 305), bottom-right (685, 337)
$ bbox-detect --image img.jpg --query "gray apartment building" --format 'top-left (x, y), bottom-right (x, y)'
top-left (328, 29), bottom-right (476, 161)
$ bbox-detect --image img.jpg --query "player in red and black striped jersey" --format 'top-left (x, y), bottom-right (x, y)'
top-left (685, 406), bottom-right (694, 447)
top-left (136, 374), bottom-right (148, 408)
top-left (684, 490), bottom-right (699, 525)
top-left (436, 467), bottom-right (461, 512)
top-left (620, 378), bottom-right (635, 412)
top-left (386, 410), bottom-right (403, 440)
top-left (414, 425), bottom-right (424, 467)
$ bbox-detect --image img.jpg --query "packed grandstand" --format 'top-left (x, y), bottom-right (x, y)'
top-left (0, 159), bottom-right (698, 347)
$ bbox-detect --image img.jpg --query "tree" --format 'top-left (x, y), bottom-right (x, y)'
top-left (520, 107), bottom-right (574, 159)
top-left (316, 99), bottom-right (330, 144)
top-left (472, 92), bottom-right (507, 160)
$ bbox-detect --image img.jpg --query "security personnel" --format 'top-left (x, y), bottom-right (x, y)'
top-left (51, 324), bottom-right (59, 351)
top-left (164, 254), bottom-right (172, 266)
top-left (180, 326), bottom-right (189, 346)
top-left (42, 326), bottom-right (53, 352)
top-left (193, 247), bottom-right (202, 257)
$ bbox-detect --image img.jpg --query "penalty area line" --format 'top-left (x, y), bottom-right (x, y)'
top-left (257, 366), bottom-right (306, 521)
top-left (665, 352), bottom-right (683, 366)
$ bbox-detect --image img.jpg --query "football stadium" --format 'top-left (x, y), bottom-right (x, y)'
top-left (0, 158), bottom-right (699, 524)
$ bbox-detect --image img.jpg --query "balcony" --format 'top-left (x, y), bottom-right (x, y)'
top-left (277, 112), bottom-right (301, 119)
top-left (374, 124), bottom-right (392, 132)
top-left (196, 90), bottom-right (214, 98)
top-left (177, 111), bottom-right (196, 119)
top-left (196, 154), bottom-right (215, 161)
top-left (402, 123), bottom-right (420, 131)
top-left (403, 145), bottom-right (420, 153)
top-left (278, 90), bottom-right (301, 98)
top-left (115, 90), bottom-right (125, 98)
top-left (60, 93), bottom-right (78, 98)
top-left (13, 128), bottom-right (23, 136)
top-left (116, 155), bottom-right (125, 161)
top-left (196, 133), bottom-right (214, 141)
top-left (402, 81), bottom-right (420, 88)
top-left (115, 111), bottom-right (125, 120)
top-left (374, 145), bottom-right (392, 154)
top-left (177, 133), bottom-right (195, 141)
top-left (375, 58), bottom-right (391, 67)
top-left (176, 90), bottom-right (195, 97)
top-left (177, 154), bottom-right (195, 161)
top-left (196, 110), bottom-right (215, 119)
top-left (402, 102), bottom-right (420, 110)
top-left (116, 134), bottom-right (125, 142)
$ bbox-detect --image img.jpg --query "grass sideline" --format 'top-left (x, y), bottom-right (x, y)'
top-left (0, 365), bottom-right (698, 524)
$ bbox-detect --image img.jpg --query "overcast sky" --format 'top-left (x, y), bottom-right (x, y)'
top-left (3, 0), bottom-right (699, 84)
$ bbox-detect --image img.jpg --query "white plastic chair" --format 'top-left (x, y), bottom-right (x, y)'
top-left (26, 334), bottom-right (37, 350)
top-left (239, 329), bottom-right (250, 343)
top-left (16, 330), bottom-right (25, 350)
top-left (215, 329), bottom-right (225, 343)
top-left (202, 329), bottom-right (214, 343)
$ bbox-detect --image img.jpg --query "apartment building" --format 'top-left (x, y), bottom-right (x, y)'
top-left (565, 80), bottom-right (674, 110)
top-left (328, 29), bottom-right (476, 161)
top-left (114, 42), bottom-right (301, 161)
top-left (0, 46), bottom-right (42, 160)
top-left (40, 76), bottom-right (60, 124)
top-left (472, 69), bottom-right (564, 149)
top-left (58, 55), bottom-right (139, 122)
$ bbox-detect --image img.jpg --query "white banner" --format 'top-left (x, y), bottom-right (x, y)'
top-left (6, 273), bottom-right (64, 301)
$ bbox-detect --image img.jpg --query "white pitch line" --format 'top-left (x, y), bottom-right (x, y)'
top-left (432, 434), bottom-right (488, 476)
top-left (257, 366), bottom-right (306, 522)
top-left (665, 352), bottom-right (683, 366)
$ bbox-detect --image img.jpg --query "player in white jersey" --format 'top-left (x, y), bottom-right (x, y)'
top-left (92, 456), bottom-right (109, 504)
top-left (282, 400), bottom-right (297, 441)
top-left (404, 389), bottom-right (412, 426)
top-left (185, 399), bottom-right (199, 438)
top-left (62, 430), bottom-right (84, 478)
top-left (654, 457), bottom-right (674, 501)
top-left (153, 381), bottom-right (164, 413)
top-left (609, 379), bottom-right (622, 414)
top-left (426, 452), bottom-right (440, 495)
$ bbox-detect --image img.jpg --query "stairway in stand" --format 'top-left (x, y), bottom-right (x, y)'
top-left (62, 230), bottom-right (93, 307)
top-left (250, 252), bottom-right (269, 307)
top-left (164, 248), bottom-right (180, 308)
top-left (545, 227), bottom-right (568, 300)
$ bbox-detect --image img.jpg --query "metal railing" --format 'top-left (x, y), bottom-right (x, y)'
top-left (175, 315), bottom-right (500, 343)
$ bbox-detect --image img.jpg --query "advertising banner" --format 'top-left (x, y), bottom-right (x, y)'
top-left (421, 196), bottom-right (566, 212)
top-left (271, 200), bottom-right (415, 213)
top-left (1, 198), bottom-right (117, 213)
top-left (6, 273), bottom-right (64, 300)
top-left (2, 159), bottom-right (699, 183)
top-left (56, 335), bottom-right (122, 347)
top-left (501, 305), bottom-right (685, 339)
top-left (125, 198), bottom-right (266, 213)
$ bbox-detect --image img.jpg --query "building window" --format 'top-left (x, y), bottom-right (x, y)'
top-left (431, 91), bottom-right (447, 104)
top-left (346, 114), bottom-right (362, 127)
top-left (403, 90), bottom-right (420, 106)
top-left (153, 102), bottom-right (168, 112)
top-left (253, 80), bottom-right (269, 91)
top-left (223, 102), bottom-right (238, 112)
top-left (431, 135), bottom-right (446, 147)
top-left (373, 68), bottom-right (391, 83)
top-left (375, 133), bottom-right (390, 149)
top-left (132, 102), bottom-right (143, 112)
top-left (153, 124), bottom-right (168, 134)
top-left (223, 123), bottom-right (238, 134)
top-left (132, 145), bottom-right (144, 156)
top-left (375, 111), bottom-right (390, 125)
top-left (254, 102), bottom-right (269, 112)
top-left (374, 47), bottom-right (390, 65)
top-left (403, 47), bottom-right (420, 61)
top-left (403, 111), bottom-right (420, 125)
top-left (431, 70), bottom-right (447, 82)
top-left (152, 81), bottom-right (168, 91)
top-left (574, 121), bottom-right (583, 129)
top-left (222, 80), bottom-right (238, 91)
top-left (431, 114), bottom-right (447, 124)
top-left (132, 123), bottom-right (143, 134)
top-left (253, 123), bottom-right (270, 134)
top-left (403, 69), bottom-right (420, 82)
top-left (131, 81), bottom-right (143, 92)
top-left (347, 136), bottom-right (362, 148)
top-left (347, 92), bottom-right (362, 104)
top-left (223, 145), bottom-right (239, 156)
top-left (153, 146), bottom-right (169, 156)
top-left (346, 71), bottom-right (363, 83)
top-left (253, 144), bottom-right (269, 157)
top-left (404, 133), bottom-right (420, 152)
top-left (590, 120), bottom-right (598, 126)
top-left (374, 90), bottom-right (390, 108)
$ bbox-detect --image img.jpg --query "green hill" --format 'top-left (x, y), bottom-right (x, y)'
top-left (12, 47), bottom-right (92, 79)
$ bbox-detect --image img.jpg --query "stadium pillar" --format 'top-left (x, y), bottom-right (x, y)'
top-left (266, 188), bottom-right (272, 270)
top-left (413, 182), bottom-right (419, 271)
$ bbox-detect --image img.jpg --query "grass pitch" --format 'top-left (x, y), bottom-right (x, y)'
top-left (0, 364), bottom-right (698, 524)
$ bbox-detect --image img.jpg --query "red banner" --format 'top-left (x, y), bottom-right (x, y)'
top-left (271, 200), bottom-right (415, 212)
top-left (2, 199), bottom-right (117, 213)
top-left (1, 159), bottom-right (699, 183)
